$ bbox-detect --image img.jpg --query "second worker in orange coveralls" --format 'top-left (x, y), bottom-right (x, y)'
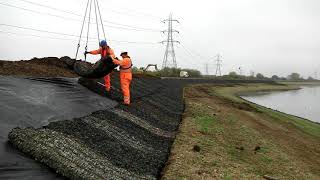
top-left (113, 52), bottom-right (132, 105)
top-left (85, 40), bottom-right (115, 92)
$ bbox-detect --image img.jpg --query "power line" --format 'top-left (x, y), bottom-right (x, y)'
top-left (16, 0), bottom-right (80, 16)
top-left (98, 4), bottom-right (162, 21)
top-left (0, 23), bottom-right (79, 37)
top-left (0, 24), bottom-right (158, 44)
top-left (178, 44), bottom-right (208, 64)
top-left (77, 0), bottom-right (162, 21)
top-left (0, 1), bottom-right (161, 32)
top-left (0, 2), bottom-right (79, 21)
top-left (0, 30), bottom-right (88, 42)
top-left (175, 52), bottom-right (205, 67)
top-left (177, 44), bottom-right (214, 74)
top-left (179, 42), bottom-right (209, 61)
top-left (176, 31), bottom-right (214, 61)
top-left (15, 0), bottom-right (161, 31)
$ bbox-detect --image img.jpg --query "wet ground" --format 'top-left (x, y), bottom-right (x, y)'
top-left (0, 76), bottom-right (117, 179)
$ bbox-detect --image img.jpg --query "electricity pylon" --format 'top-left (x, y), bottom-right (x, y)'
top-left (215, 54), bottom-right (222, 76)
top-left (205, 63), bottom-right (209, 75)
top-left (161, 13), bottom-right (180, 69)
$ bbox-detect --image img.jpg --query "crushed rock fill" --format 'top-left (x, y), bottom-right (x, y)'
top-left (8, 72), bottom-right (275, 179)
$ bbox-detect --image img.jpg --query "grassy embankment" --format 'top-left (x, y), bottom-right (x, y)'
top-left (163, 83), bottom-right (320, 180)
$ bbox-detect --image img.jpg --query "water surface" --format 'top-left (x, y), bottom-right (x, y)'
top-left (241, 85), bottom-right (320, 123)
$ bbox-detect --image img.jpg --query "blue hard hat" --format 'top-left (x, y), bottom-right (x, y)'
top-left (99, 40), bottom-right (107, 47)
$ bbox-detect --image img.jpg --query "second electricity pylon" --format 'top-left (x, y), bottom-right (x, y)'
top-left (161, 13), bottom-right (180, 69)
top-left (215, 54), bottom-right (222, 76)
top-left (205, 63), bottom-right (209, 75)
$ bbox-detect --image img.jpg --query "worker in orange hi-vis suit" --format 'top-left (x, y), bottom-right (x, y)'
top-left (113, 52), bottom-right (132, 105)
top-left (85, 40), bottom-right (116, 92)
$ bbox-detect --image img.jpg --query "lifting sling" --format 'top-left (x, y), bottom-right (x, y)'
top-left (73, 0), bottom-right (117, 78)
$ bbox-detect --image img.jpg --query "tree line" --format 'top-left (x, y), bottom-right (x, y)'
top-left (132, 67), bottom-right (202, 77)
top-left (132, 66), bottom-right (317, 81)
top-left (226, 72), bottom-right (317, 81)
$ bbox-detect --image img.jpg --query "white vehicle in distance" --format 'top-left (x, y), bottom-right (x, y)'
top-left (180, 71), bottom-right (189, 78)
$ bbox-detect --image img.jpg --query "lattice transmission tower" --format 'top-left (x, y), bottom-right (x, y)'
top-left (161, 13), bottom-right (180, 69)
top-left (205, 63), bottom-right (209, 75)
top-left (215, 54), bottom-right (222, 76)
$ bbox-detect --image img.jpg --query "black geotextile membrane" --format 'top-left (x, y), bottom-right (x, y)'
top-left (8, 73), bottom-right (185, 179)
top-left (8, 72), bottom-right (277, 179)
top-left (0, 76), bottom-right (117, 180)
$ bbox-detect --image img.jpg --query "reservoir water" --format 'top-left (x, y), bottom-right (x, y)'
top-left (241, 85), bottom-right (320, 123)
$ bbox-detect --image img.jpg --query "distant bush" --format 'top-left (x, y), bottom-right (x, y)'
top-left (181, 68), bottom-right (201, 77)
top-left (287, 72), bottom-right (303, 80)
top-left (159, 67), bottom-right (201, 77)
top-left (271, 75), bottom-right (280, 80)
top-left (222, 71), bottom-right (247, 80)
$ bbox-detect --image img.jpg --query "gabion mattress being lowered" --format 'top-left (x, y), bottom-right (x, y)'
top-left (8, 73), bottom-right (184, 179)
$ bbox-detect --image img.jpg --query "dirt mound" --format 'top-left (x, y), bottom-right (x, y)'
top-left (0, 56), bottom-right (77, 77)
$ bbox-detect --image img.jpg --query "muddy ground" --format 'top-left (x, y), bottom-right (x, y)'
top-left (2, 57), bottom-right (280, 179)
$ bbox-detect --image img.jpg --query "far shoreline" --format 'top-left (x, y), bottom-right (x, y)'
top-left (239, 96), bottom-right (320, 125)
top-left (238, 84), bottom-right (320, 124)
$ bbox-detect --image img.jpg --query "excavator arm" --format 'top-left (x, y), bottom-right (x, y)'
top-left (143, 64), bottom-right (158, 72)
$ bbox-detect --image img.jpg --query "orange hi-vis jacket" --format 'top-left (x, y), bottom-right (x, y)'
top-left (89, 46), bottom-right (115, 91)
top-left (113, 57), bottom-right (132, 73)
top-left (113, 57), bottom-right (132, 105)
top-left (89, 46), bottom-right (115, 58)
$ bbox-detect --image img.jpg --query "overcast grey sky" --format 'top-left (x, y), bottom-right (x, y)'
top-left (0, 0), bottom-right (319, 78)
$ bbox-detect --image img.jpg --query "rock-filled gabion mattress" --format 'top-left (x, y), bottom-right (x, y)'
top-left (8, 72), bottom-right (275, 179)
top-left (8, 73), bottom-right (184, 179)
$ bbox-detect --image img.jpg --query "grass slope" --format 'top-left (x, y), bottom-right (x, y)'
top-left (163, 83), bottom-right (320, 180)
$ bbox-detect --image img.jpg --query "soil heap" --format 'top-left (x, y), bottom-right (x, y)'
top-left (0, 57), bottom-right (77, 77)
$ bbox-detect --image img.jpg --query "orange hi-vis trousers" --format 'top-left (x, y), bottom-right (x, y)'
top-left (120, 72), bottom-right (132, 105)
top-left (104, 74), bottom-right (111, 91)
